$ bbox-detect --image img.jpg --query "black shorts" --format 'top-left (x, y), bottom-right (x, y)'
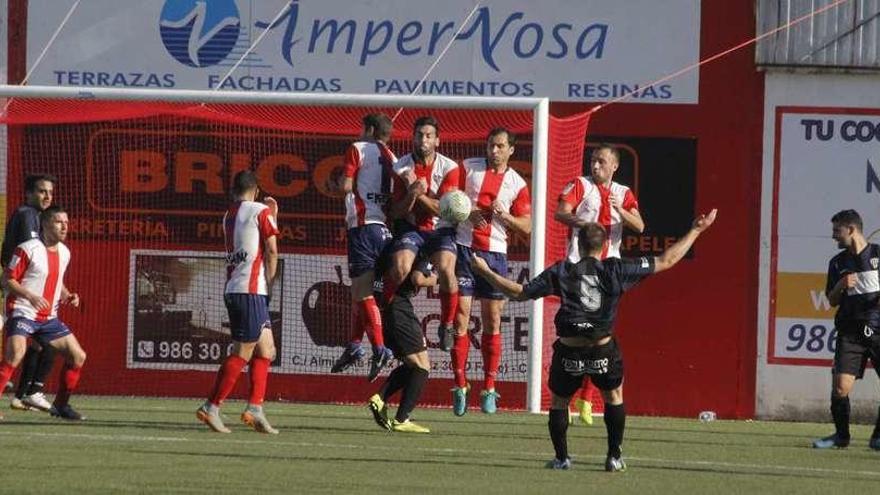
top-left (833, 325), bottom-right (880, 379)
top-left (382, 298), bottom-right (427, 359)
top-left (548, 338), bottom-right (624, 397)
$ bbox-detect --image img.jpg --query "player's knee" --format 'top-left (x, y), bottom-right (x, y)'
top-left (72, 349), bottom-right (86, 367)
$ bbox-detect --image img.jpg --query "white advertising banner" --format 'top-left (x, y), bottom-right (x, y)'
top-left (27, 0), bottom-right (700, 103)
top-left (127, 250), bottom-right (532, 382)
top-left (769, 110), bottom-right (880, 365)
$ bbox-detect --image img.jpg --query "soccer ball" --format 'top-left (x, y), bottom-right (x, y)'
top-left (439, 190), bottom-right (472, 224)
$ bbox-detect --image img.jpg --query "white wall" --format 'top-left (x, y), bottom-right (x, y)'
top-left (759, 72), bottom-right (880, 421)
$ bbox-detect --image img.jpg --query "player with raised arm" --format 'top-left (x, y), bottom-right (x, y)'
top-left (472, 209), bottom-right (716, 471)
top-left (197, 170), bottom-right (280, 434)
top-left (383, 116), bottom-right (461, 356)
top-left (1, 174), bottom-right (58, 411)
top-left (330, 114), bottom-right (398, 380)
top-left (368, 257), bottom-right (436, 433)
top-left (555, 145), bottom-right (645, 425)
top-left (450, 127), bottom-right (531, 415)
top-left (0, 205), bottom-right (86, 421)
top-left (812, 209), bottom-right (880, 450)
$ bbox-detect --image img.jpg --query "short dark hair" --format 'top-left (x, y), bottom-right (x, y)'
top-left (593, 144), bottom-right (620, 163)
top-left (363, 113), bottom-right (393, 141)
top-left (413, 116), bottom-right (439, 135)
top-left (487, 127), bottom-right (516, 147)
top-left (832, 209), bottom-right (863, 232)
top-left (231, 170), bottom-right (259, 196)
top-left (25, 174), bottom-right (56, 193)
top-left (40, 205), bottom-right (66, 226)
top-left (577, 223), bottom-right (607, 255)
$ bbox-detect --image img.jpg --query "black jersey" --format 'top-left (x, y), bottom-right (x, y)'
top-left (1, 205), bottom-right (41, 267)
top-left (826, 243), bottom-right (880, 333)
top-left (521, 256), bottom-right (654, 339)
top-left (373, 259), bottom-right (434, 303)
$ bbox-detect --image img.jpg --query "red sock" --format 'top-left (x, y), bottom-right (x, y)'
top-left (439, 290), bottom-right (459, 326)
top-left (348, 302), bottom-right (364, 345)
top-left (209, 355), bottom-right (247, 406)
top-left (481, 332), bottom-right (502, 391)
top-left (451, 333), bottom-right (470, 388)
top-left (0, 361), bottom-right (17, 390)
top-left (54, 364), bottom-right (83, 406)
top-left (360, 298), bottom-right (385, 348)
top-left (248, 357), bottom-right (271, 406)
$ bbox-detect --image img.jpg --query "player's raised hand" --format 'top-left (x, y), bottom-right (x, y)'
top-left (693, 209), bottom-right (718, 233)
top-left (263, 196), bottom-right (279, 218)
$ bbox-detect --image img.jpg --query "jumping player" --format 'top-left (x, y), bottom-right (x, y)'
top-left (331, 114), bottom-right (398, 381)
top-left (384, 116), bottom-right (460, 354)
top-left (197, 170), bottom-right (280, 434)
top-left (451, 127), bottom-right (531, 415)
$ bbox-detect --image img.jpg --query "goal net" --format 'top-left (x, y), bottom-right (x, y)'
top-left (0, 86), bottom-right (589, 412)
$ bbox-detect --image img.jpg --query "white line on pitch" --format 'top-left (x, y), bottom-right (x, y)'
top-left (0, 430), bottom-right (878, 478)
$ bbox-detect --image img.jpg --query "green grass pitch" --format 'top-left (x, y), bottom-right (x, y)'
top-left (0, 397), bottom-right (878, 493)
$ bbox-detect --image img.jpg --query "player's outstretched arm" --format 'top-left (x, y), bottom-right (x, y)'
top-left (653, 209), bottom-right (717, 273)
top-left (470, 254), bottom-right (527, 300)
top-left (263, 235), bottom-right (279, 290)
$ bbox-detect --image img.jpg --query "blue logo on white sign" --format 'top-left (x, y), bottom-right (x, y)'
top-left (159, 0), bottom-right (241, 68)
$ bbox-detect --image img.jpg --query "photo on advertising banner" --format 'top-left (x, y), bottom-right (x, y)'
top-left (768, 107), bottom-right (880, 366)
top-left (585, 137), bottom-right (697, 257)
top-left (283, 254), bottom-right (531, 381)
top-left (127, 250), bottom-right (284, 370)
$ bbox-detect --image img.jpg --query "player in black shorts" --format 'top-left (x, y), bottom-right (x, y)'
top-left (367, 259), bottom-right (435, 433)
top-left (472, 209), bottom-right (717, 472)
top-left (812, 209), bottom-right (880, 450)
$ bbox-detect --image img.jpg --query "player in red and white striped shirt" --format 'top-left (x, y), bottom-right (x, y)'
top-left (197, 170), bottom-right (280, 434)
top-left (450, 128), bottom-right (532, 416)
top-left (331, 114), bottom-right (398, 378)
top-left (554, 144), bottom-right (644, 425)
top-left (0, 205), bottom-right (86, 420)
top-left (384, 116), bottom-right (461, 356)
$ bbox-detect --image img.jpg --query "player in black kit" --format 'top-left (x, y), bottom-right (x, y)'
top-left (472, 209), bottom-right (717, 472)
top-left (813, 209), bottom-right (880, 450)
top-left (367, 258), bottom-right (435, 433)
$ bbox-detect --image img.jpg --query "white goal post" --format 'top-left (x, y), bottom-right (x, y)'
top-left (0, 84), bottom-right (550, 413)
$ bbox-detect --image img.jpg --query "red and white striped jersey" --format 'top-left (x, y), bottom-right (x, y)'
top-left (5, 239), bottom-right (70, 322)
top-left (393, 151), bottom-right (460, 231)
top-left (344, 141), bottom-right (397, 229)
top-left (456, 158), bottom-right (531, 253)
top-left (223, 201), bottom-right (280, 295)
top-left (559, 176), bottom-right (639, 262)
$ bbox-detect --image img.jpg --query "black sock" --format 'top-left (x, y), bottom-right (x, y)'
top-left (873, 404), bottom-right (880, 439)
top-left (379, 364), bottom-right (411, 401)
top-left (27, 345), bottom-right (57, 395)
top-left (604, 403), bottom-right (626, 458)
top-left (15, 346), bottom-right (42, 399)
top-left (548, 408), bottom-right (569, 461)
top-left (395, 367), bottom-right (429, 422)
top-left (831, 395), bottom-right (851, 440)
